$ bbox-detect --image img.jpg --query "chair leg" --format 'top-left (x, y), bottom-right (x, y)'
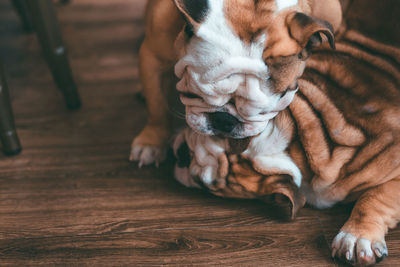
top-left (0, 64), bottom-right (22, 156)
top-left (26, 0), bottom-right (81, 110)
top-left (11, 0), bottom-right (34, 32)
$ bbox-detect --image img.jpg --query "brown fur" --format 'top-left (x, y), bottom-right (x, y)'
top-left (224, 0), bottom-right (275, 43)
top-left (265, 55), bottom-right (305, 94)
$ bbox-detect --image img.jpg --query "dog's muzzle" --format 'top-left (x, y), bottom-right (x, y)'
top-left (175, 51), bottom-right (297, 138)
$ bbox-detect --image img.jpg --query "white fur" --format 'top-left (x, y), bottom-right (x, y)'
top-left (253, 155), bottom-right (302, 187)
top-left (275, 0), bottom-right (299, 12)
top-left (174, 0), bottom-right (297, 138)
top-left (243, 122), bottom-right (302, 187)
top-left (244, 122), bottom-right (291, 156)
top-left (173, 128), bottom-right (229, 187)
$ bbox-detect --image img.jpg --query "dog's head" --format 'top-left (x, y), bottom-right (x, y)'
top-left (173, 0), bottom-right (341, 138)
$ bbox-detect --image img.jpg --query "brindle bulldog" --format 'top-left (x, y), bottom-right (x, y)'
top-left (131, 0), bottom-right (400, 266)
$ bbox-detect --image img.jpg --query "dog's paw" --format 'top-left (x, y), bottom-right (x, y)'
top-left (129, 144), bottom-right (167, 167)
top-left (130, 125), bottom-right (170, 167)
top-left (331, 231), bottom-right (388, 266)
top-left (190, 163), bottom-right (218, 186)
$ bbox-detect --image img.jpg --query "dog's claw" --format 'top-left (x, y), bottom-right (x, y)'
top-left (372, 241), bottom-right (388, 263)
top-left (374, 248), bottom-right (382, 258)
top-left (331, 248), bottom-right (337, 258)
top-left (331, 231), bottom-right (388, 266)
top-left (359, 250), bottom-right (366, 259)
top-left (346, 250), bottom-right (352, 261)
top-left (130, 144), bottom-right (166, 167)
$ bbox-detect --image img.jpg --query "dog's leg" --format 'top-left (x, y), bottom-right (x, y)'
top-left (130, 41), bottom-right (171, 167)
top-left (331, 176), bottom-right (400, 266)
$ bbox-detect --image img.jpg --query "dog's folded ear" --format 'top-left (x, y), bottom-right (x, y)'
top-left (174, 0), bottom-right (209, 27)
top-left (260, 175), bottom-right (306, 221)
top-left (287, 12), bottom-right (335, 52)
top-left (225, 159), bottom-right (306, 221)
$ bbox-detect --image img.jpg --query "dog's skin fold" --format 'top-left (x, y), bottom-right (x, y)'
top-left (133, 0), bottom-right (400, 266)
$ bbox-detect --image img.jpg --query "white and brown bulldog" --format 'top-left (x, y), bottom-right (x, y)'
top-left (130, 0), bottom-right (400, 266)
top-left (130, 0), bottom-right (341, 166)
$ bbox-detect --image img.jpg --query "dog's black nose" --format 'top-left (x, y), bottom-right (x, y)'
top-left (209, 112), bottom-right (239, 134)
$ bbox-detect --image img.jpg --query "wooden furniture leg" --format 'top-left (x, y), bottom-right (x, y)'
top-left (26, 0), bottom-right (81, 110)
top-left (0, 63), bottom-right (22, 156)
top-left (12, 0), bottom-right (33, 32)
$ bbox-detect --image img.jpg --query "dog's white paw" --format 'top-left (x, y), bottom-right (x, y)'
top-left (129, 144), bottom-right (166, 167)
top-left (190, 163), bottom-right (218, 185)
top-left (331, 231), bottom-right (388, 266)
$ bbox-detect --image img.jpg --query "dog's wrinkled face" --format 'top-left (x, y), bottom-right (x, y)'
top-left (173, 0), bottom-right (334, 138)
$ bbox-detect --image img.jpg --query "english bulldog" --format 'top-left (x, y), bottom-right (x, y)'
top-left (131, 0), bottom-right (400, 266)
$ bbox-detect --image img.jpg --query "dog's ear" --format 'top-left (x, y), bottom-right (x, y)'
top-left (262, 175), bottom-right (306, 220)
top-left (287, 12), bottom-right (335, 53)
top-left (174, 0), bottom-right (209, 27)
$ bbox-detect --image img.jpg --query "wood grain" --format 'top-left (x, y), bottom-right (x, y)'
top-left (0, 0), bottom-right (399, 266)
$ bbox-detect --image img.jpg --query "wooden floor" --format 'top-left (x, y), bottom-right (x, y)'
top-left (0, 1), bottom-right (399, 266)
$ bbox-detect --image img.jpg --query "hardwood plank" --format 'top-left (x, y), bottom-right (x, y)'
top-left (0, 152), bottom-right (323, 239)
top-left (0, 224), bottom-right (335, 266)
